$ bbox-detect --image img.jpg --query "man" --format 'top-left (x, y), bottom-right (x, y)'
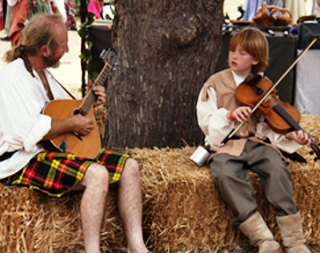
top-left (0, 14), bottom-right (150, 253)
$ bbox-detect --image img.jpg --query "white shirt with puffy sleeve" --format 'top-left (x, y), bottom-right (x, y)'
top-left (0, 58), bottom-right (65, 178)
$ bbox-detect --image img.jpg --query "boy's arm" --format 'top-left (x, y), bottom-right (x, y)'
top-left (256, 121), bottom-right (303, 154)
top-left (196, 86), bottom-right (235, 147)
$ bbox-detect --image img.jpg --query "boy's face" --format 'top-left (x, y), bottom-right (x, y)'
top-left (228, 45), bottom-right (258, 77)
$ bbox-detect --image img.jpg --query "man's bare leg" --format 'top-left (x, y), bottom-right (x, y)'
top-left (75, 163), bottom-right (109, 253)
top-left (118, 158), bottom-right (149, 253)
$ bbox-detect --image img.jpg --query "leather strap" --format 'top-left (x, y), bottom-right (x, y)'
top-left (45, 70), bottom-right (77, 100)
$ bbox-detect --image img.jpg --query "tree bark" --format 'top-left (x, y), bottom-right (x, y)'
top-left (80, 0), bottom-right (88, 98)
top-left (103, 0), bottom-right (224, 149)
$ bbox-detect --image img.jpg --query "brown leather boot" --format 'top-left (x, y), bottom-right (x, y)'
top-left (276, 212), bottom-right (311, 253)
top-left (239, 212), bottom-right (283, 253)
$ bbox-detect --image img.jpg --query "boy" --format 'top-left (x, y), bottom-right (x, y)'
top-left (196, 27), bottom-right (310, 253)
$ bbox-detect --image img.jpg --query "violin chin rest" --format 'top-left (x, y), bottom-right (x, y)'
top-left (243, 74), bottom-right (263, 86)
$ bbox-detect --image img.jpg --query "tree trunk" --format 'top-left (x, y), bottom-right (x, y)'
top-left (103, 0), bottom-right (224, 149)
top-left (80, 0), bottom-right (87, 98)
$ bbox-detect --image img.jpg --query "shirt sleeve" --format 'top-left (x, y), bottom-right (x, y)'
top-left (256, 121), bottom-right (302, 154)
top-left (196, 86), bottom-right (235, 147)
top-left (0, 77), bottom-right (51, 153)
top-left (7, 0), bottom-right (19, 6)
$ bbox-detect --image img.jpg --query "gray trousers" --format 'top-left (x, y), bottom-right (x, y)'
top-left (209, 140), bottom-right (297, 226)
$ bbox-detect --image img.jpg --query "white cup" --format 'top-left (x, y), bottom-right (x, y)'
top-left (190, 146), bottom-right (211, 167)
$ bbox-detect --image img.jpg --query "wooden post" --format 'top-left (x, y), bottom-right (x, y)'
top-left (80, 0), bottom-right (87, 97)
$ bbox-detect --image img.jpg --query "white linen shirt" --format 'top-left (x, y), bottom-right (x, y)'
top-left (0, 58), bottom-right (65, 178)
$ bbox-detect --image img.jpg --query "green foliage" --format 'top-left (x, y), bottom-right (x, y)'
top-left (78, 12), bottom-right (98, 80)
top-left (224, 13), bottom-right (230, 24)
top-left (224, 5), bottom-right (244, 24)
top-left (72, 0), bottom-right (81, 16)
top-left (77, 1), bottom-right (114, 81)
top-left (104, 3), bottom-right (115, 20)
top-left (237, 5), bottom-right (245, 20)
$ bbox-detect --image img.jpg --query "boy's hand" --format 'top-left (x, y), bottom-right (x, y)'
top-left (285, 130), bottom-right (311, 147)
top-left (229, 106), bottom-right (252, 123)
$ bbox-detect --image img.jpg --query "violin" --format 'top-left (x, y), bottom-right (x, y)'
top-left (235, 74), bottom-right (320, 161)
top-left (236, 74), bottom-right (300, 134)
top-left (220, 35), bottom-right (320, 160)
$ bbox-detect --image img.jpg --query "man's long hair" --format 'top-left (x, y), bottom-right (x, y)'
top-left (3, 14), bottom-right (65, 63)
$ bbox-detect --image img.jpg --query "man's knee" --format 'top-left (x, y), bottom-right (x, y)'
top-left (84, 163), bottom-right (109, 188)
top-left (122, 158), bottom-right (140, 179)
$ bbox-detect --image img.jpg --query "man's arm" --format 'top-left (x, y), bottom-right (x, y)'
top-left (42, 114), bottom-right (94, 140)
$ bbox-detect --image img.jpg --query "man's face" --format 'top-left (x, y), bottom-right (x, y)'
top-left (43, 24), bottom-right (69, 68)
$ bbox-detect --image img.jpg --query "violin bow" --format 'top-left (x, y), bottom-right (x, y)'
top-left (220, 35), bottom-right (319, 146)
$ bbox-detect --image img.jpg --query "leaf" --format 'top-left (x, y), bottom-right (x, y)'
top-left (237, 5), bottom-right (245, 20)
top-left (78, 28), bottom-right (89, 38)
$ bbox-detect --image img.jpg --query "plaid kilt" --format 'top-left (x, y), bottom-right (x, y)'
top-left (1, 148), bottom-right (129, 197)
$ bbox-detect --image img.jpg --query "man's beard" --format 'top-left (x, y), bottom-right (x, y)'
top-left (42, 54), bottom-right (61, 69)
top-left (51, 60), bottom-right (61, 69)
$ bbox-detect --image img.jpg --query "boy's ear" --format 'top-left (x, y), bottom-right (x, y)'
top-left (252, 59), bottom-right (259, 66)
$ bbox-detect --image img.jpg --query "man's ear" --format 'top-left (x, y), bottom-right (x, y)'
top-left (40, 45), bottom-right (51, 57)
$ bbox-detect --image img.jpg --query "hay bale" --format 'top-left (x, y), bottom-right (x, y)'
top-left (0, 185), bottom-right (127, 253)
top-left (128, 114), bottom-right (320, 252)
top-left (129, 146), bottom-right (235, 252)
top-left (94, 105), bottom-right (107, 139)
top-left (0, 114), bottom-right (319, 252)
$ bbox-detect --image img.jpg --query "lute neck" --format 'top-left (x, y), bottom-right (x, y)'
top-left (79, 63), bottom-right (112, 115)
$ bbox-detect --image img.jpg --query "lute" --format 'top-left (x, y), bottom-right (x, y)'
top-left (42, 49), bottom-right (117, 158)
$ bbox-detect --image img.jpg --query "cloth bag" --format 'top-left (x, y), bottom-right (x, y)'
top-left (296, 22), bottom-right (320, 49)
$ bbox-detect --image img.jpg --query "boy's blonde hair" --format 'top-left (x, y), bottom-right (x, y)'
top-left (229, 27), bottom-right (269, 75)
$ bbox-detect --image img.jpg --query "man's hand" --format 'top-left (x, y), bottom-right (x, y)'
top-left (72, 114), bottom-right (94, 136)
top-left (87, 80), bottom-right (106, 107)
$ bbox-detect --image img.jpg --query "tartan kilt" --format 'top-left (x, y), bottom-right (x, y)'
top-left (0, 148), bottom-right (129, 197)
